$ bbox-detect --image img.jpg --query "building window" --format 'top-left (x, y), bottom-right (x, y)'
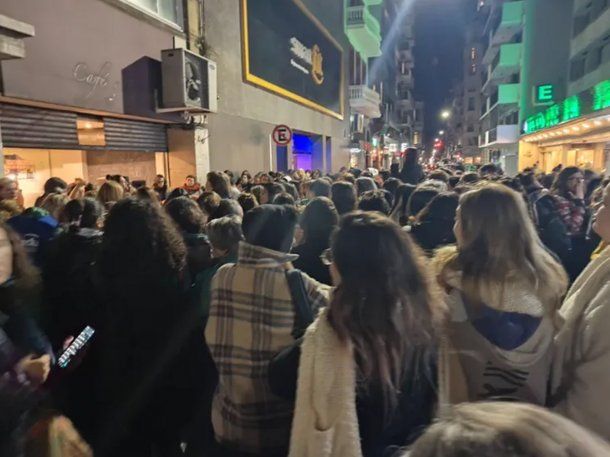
top-left (467, 124), bottom-right (475, 132)
top-left (468, 97), bottom-right (475, 111)
top-left (570, 57), bottom-right (586, 82)
top-left (470, 47), bottom-right (477, 62)
top-left (122, 0), bottom-right (184, 28)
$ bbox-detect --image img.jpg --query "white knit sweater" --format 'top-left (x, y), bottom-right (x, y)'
top-left (288, 308), bottom-right (363, 457)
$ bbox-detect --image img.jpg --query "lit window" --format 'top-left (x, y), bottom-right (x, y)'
top-left (470, 47), bottom-right (477, 61)
top-left (123, 0), bottom-right (184, 28)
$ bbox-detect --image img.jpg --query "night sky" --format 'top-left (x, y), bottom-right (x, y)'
top-left (412, 0), bottom-right (477, 144)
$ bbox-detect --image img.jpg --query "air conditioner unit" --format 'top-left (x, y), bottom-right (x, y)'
top-left (161, 48), bottom-right (217, 112)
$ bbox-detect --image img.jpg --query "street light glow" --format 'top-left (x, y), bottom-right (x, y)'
top-left (441, 110), bottom-right (451, 120)
top-left (439, 130), bottom-right (445, 135)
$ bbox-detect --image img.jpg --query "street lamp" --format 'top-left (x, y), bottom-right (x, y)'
top-left (439, 130), bottom-right (445, 135)
top-left (440, 110), bottom-right (451, 120)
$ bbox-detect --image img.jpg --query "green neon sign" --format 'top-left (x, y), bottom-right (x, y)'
top-left (536, 84), bottom-right (554, 103)
top-left (593, 79), bottom-right (610, 111)
top-left (523, 78), bottom-right (610, 135)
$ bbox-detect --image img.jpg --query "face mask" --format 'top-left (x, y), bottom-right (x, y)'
top-left (0, 227), bottom-right (13, 285)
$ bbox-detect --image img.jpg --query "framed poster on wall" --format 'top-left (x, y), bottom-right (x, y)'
top-left (240, 0), bottom-right (344, 120)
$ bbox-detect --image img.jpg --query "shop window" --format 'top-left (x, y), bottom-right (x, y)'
top-left (122, 0), bottom-right (184, 28)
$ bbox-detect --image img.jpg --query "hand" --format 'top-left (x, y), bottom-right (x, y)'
top-left (17, 354), bottom-right (51, 386)
top-left (575, 181), bottom-right (585, 200)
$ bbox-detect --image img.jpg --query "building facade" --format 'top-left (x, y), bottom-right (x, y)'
top-left (0, 0), bottom-right (350, 206)
top-left (345, 0), bottom-right (383, 169)
top-left (520, 0), bottom-right (610, 175)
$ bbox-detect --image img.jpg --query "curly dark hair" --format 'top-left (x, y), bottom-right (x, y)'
top-left (165, 196), bottom-right (206, 234)
top-left (99, 198), bottom-right (186, 279)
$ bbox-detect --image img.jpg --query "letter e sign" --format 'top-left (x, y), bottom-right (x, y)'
top-left (272, 125), bottom-right (293, 146)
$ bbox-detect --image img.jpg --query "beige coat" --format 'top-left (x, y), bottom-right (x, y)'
top-left (288, 308), bottom-right (362, 457)
top-left (553, 246), bottom-right (610, 440)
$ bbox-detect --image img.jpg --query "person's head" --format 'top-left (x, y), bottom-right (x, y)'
top-left (206, 216), bottom-right (244, 259)
top-left (185, 175), bottom-right (197, 187)
top-left (448, 176), bottom-right (460, 189)
top-left (416, 192), bottom-right (459, 224)
top-left (165, 196), bottom-right (206, 234)
top-left (331, 181), bottom-right (357, 215)
top-left (459, 172), bottom-right (480, 185)
top-left (327, 211), bottom-right (443, 411)
top-left (0, 222), bottom-right (39, 288)
top-left (403, 147), bottom-right (419, 166)
top-left (272, 192), bottom-right (296, 206)
top-left (42, 177), bottom-right (68, 196)
top-left (0, 178), bottom-right (18, 201)
top-left (135, 187), bottom-right (159, 204)
top-left (97, 180), bottom-right (124, 207)
top-left (452, 184), bottom-right (568, 310)
top-left (300, 197), bottom-right (339, 246)
top-left (593, 182), bottom-right (610, 243)
top-left (165, 187), bottom-right (189, 203)
top-left (308, 179), bottom-right (332, 198)
top-left (208, 198), bottom-right (244, 222)
top-left (100, 198), bottom-right (186, 279)
top-left (250, 185), bottom-right (264, 205)
top-left (429, 170), bottom-right (450, 183)
top-left (408, 402), bottom-right (610, 457)
top-left (224, 170), bottom-right (236, 185)
top-left (61, 198), bottom-right (103, 229)
top-left (153, 174), bottom-right (166, 188)
top-left (383, 177), bottom-right (402, 198)
top-left (518, 171), bottom-right (542, 190)
top-left (196, 191), bottom-right (221, 221)
top-left (242, 204), bottom-right (299, 252)
top-left (41, 193), bottom-right (69, 220)
top-left (408, 188), bottom-right (440, 219)
top-left (479, 163), bottom-right (499, 179)
top-left (499, 177), bottom-right (525, 195)
top-left (552, 166), bottom-right (584, 196)
top-left (261, 182), bottom-right (284, 204)
top-left (206, 171), bottom-right (231, 198)
top-left (355, 176), bottom-right (377, 197)
top-left (237, 192), bottom-right (258, 213)
top-left (358, 190), bottom-right (392, 215)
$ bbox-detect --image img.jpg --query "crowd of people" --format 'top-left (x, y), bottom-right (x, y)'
top-left (0, 147), bottom-right (609, 457)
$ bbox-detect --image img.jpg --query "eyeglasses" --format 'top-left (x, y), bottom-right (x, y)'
top-left (320, 248), bottom-right (333, 266)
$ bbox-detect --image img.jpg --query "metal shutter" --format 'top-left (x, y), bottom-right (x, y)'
top-left (0, 103), bottom-right (79, 149)
top-left (103, 118), bottom-right (168, 152)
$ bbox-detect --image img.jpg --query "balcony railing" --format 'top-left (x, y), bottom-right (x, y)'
top-left (349, 85), bottom-right (381, 119)
top-left (345, 4), bottom-right (382, 59)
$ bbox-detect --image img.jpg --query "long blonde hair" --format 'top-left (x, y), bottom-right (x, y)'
top-left (409, 402), bottom-right (610, 457)
top-left (442, 183), bottom-right (567, 312)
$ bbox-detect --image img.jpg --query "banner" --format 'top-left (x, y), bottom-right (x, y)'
top-left (241, 0), bottom-right (344, 119)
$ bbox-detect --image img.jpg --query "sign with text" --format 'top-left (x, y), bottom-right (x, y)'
top-left (241, 0), bottom-right (344, 119)
top-left (272, 124), bottom-right (293, 145)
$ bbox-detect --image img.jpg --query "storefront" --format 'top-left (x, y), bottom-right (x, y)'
top-left (520, 79), bottom-right (610, 174)
top-left (1, 102), bottom-right (170, 206)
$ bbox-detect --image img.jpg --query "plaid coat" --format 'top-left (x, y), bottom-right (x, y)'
top-left (205, 242), bottom-right (330, 455)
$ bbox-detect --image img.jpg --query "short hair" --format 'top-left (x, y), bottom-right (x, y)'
top-left (428, 170), bottom-right (450, 183)
top-left (358, 190), bottom-right (391, 215)
top-left (263, 182), bottom-right (285, 203)
top-left (208, 198), bottom-right (244, 222)
top-left (309, 178), bottom-right (332, 198)
top-left (165, 187), bottom-right (189, 203)
top-left (479, 163), bottom-right (499, 177)
top-left (206, 216), bottom-right (244, 253)
top-left (237, 193), bottom-right (258, 213)
top-left (242, 204), bottom-right (298, 252)
top-left (332, 181), bottom-right (357, 215)
top-left (460, 172), bottom-right (480, 184)
top-left (206, 171), bottom-right (231, 198)
top-left (408, 188), bottom-right (440, 218)
top-left (43, 177), bottom-right (68, 195)
top-left (355, 177), bottom-right (377, 196)
top-left (272, 192), bottom-right (296, 206)
top-left (165, 196), bottom-right (206, 234)
top-left (197, 191), bottom-right (221, 216)
top-left (300, 197), bottom-right (339, 243)
top-left (382, 177), bottom-right (402, 197)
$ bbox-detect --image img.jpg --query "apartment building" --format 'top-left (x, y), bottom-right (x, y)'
top-left (521, 0), bottom-right (610, 174)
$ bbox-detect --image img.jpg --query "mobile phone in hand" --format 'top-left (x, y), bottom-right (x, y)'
top-left (57, 326), bottom-right (95, 369)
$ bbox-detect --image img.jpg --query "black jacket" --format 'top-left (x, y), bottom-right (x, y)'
top-left (292, 240), bottom-right (332, 285)
top-left (399, 164), bottom-right (425, 186)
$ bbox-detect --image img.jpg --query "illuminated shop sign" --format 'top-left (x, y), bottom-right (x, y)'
top-left (241, 0), bottom-right (344, 119)
top-left (523, 79), bottom-right (610, 134)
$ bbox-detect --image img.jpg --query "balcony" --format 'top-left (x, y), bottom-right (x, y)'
top-left (349, 85), bottom-right (381, 119)
top-left (345, 4), bottom-right (382, 59)
top-left (396, 95), bottom-right (414, 110)
top-left (481, 83), bottom-right (520, 119)
top-left (487, 42), bottom-right (522, 84)
top-left (483, 2), bottom-right (523, 64)
top-left (479, 124), bottom-right (519, 147)
top-left (396, 48), bottom-right (413, 64)
top-left (397, 71), bottom-right (414, 86)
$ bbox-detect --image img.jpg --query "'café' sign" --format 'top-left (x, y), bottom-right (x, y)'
top-left (73, 61), bottom-right (113, 99)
